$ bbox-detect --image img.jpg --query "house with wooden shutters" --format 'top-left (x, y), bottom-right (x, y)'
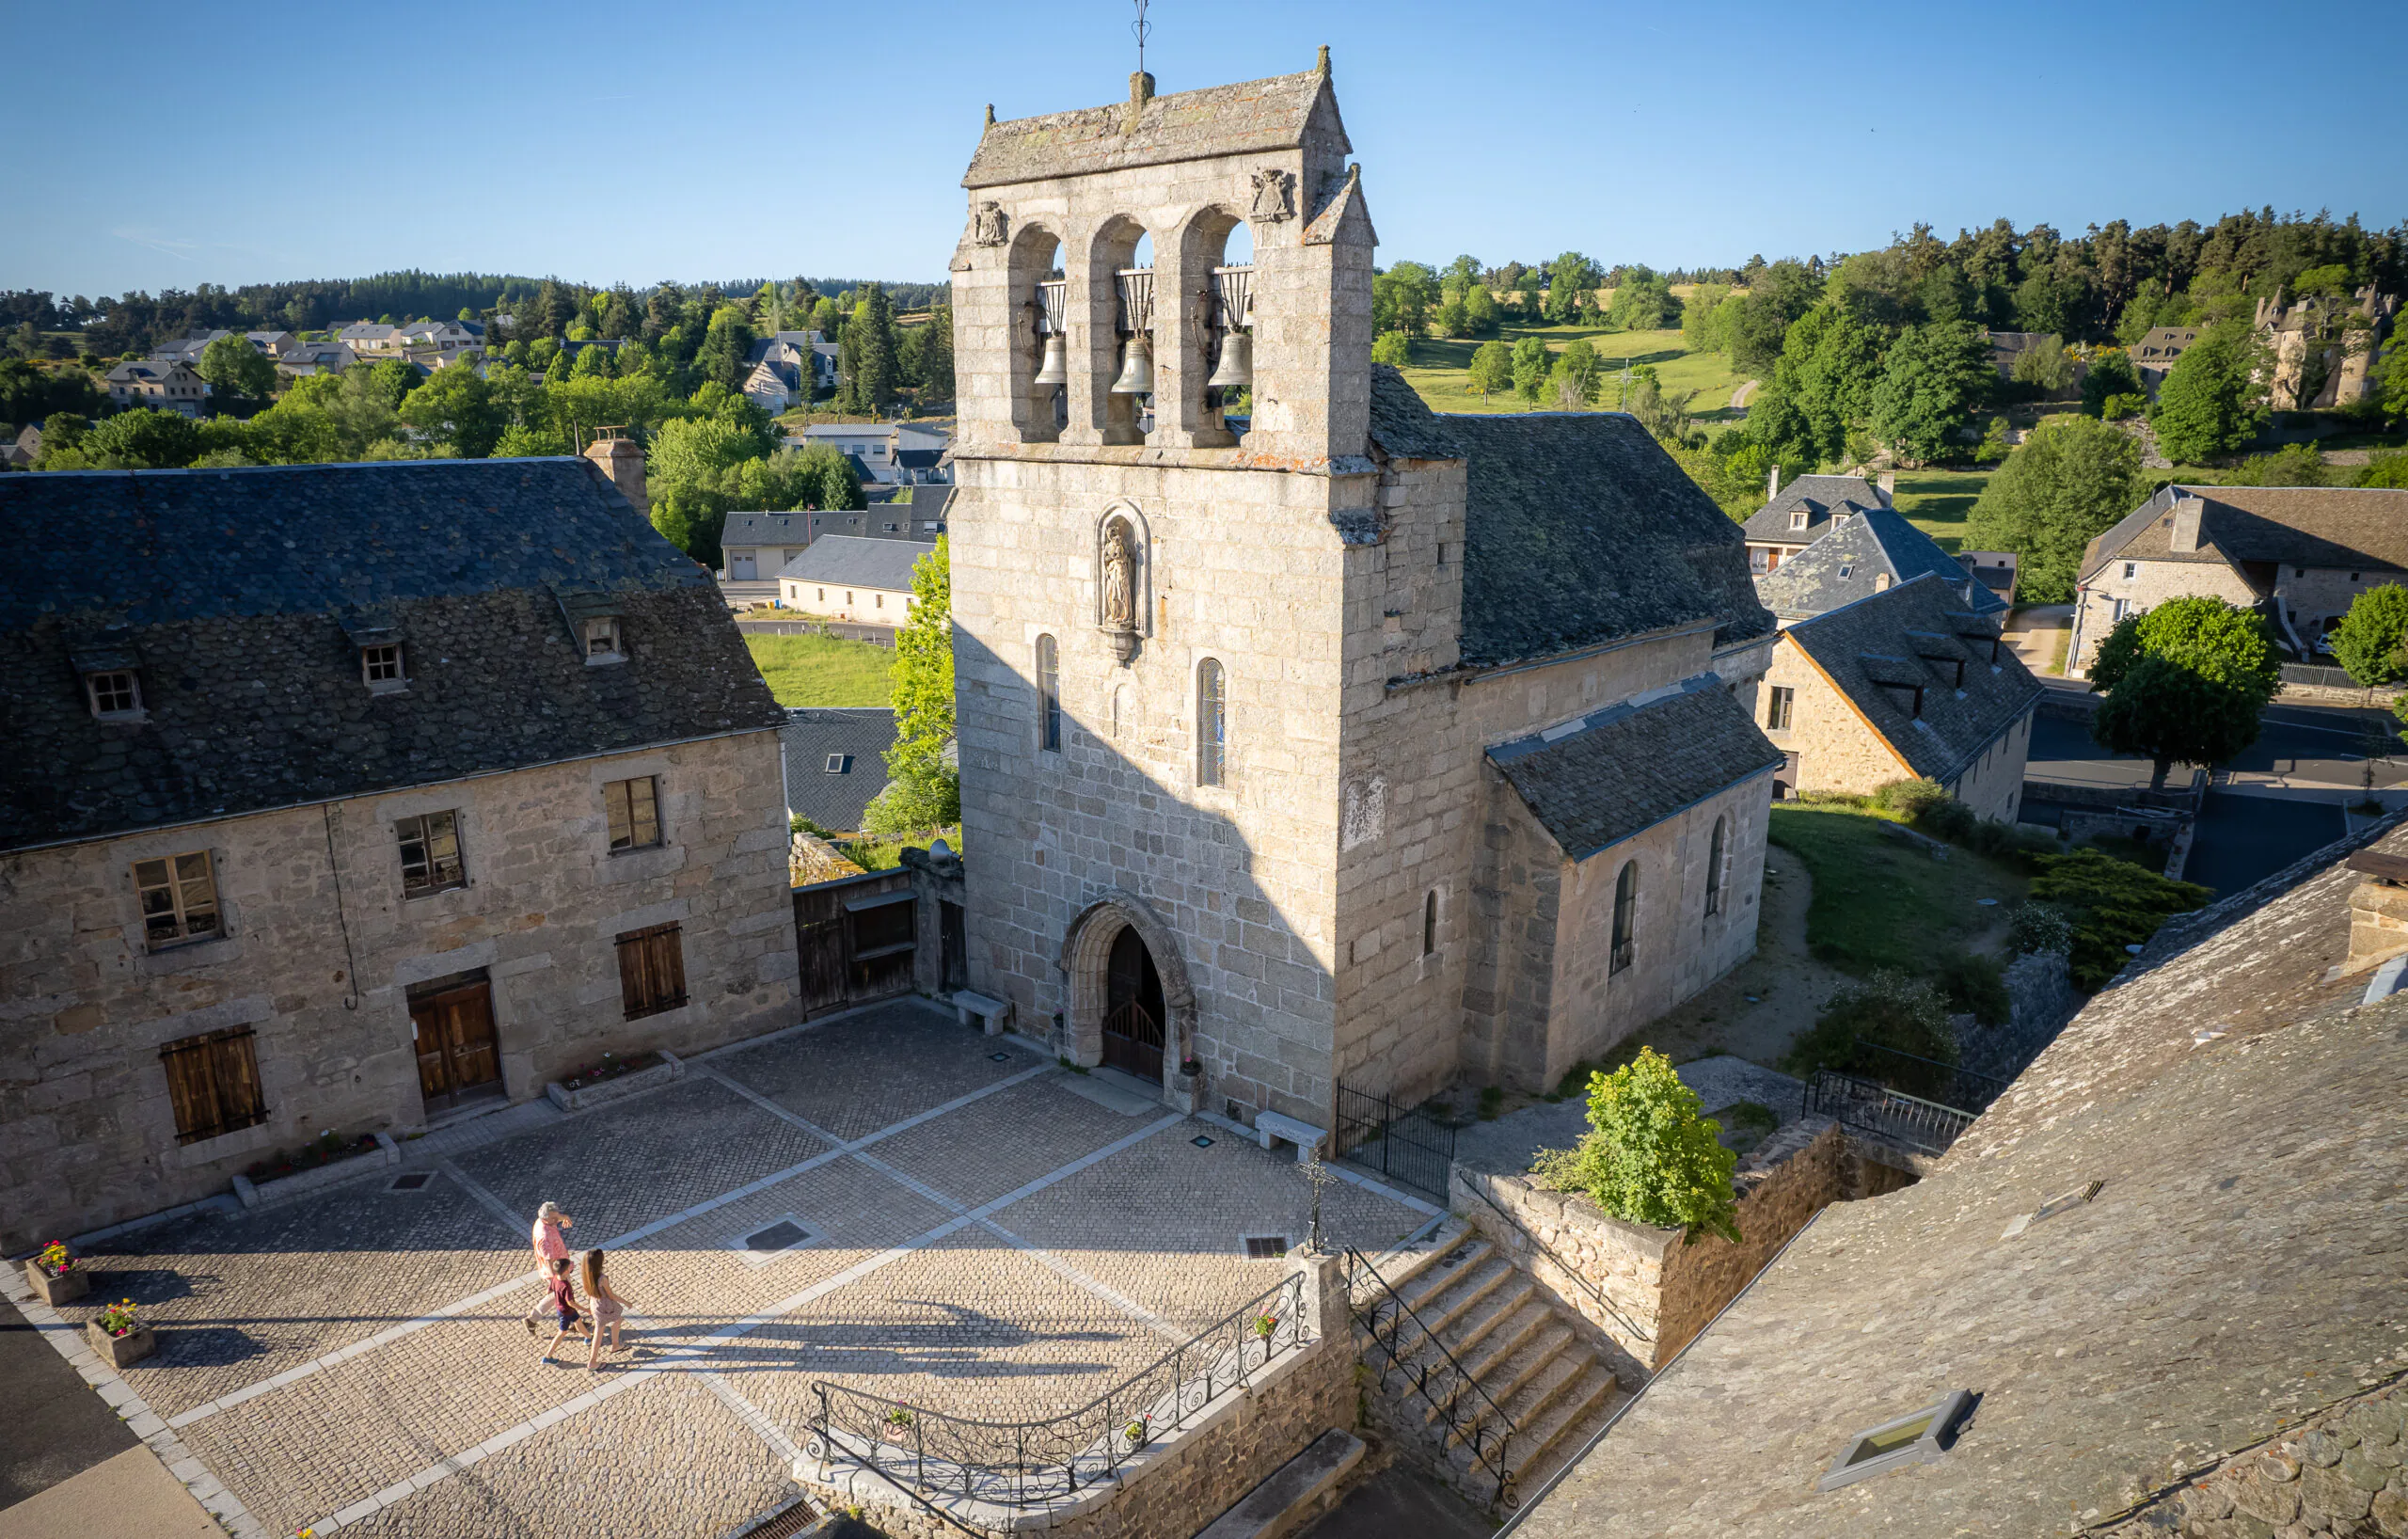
top-left (0, 458), bottom-right (799, 1251)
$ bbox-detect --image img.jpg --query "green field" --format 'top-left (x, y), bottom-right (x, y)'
top-left (1395, 321), bottom-right (1748, 419)
top-left (1890, 468), bottom-right (1994, 555)
top-left (743, 632), bottom-right (894, 706)
top-left (1766, 802), bottom-right (2026, 976)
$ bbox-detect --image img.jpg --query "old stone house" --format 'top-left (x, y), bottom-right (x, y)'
top-left (2256, 284), bottom-right (2396, 410)
top-left (1753, 505), bottom-right (2010, 627)
top-left (2067, 484), bottom-right (2408, 676)
top-left (1513, 815), bottom-right (2408, 1538)
top-left (1738, 470), bottom-right (1894, 575)
top-left (1757, 574), bottom-right (2040, 819)
top-left (945, 54), bottom-right (1781, 1131)
top-left (0, 459), bottom-right (798, 1251)
top-left (105, 358), bottom-right (207, 417)
top-left (2130, 324), bottom-right (2202, 395)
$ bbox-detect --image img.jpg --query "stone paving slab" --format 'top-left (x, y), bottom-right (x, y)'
top-left (866, 1074), bottom-right (1154, 1211)
top-left (451, 1073), bottom-right (828, 1242)
top-left (994, 1130), bottom-right (1425, 1328)
top-left (48, 1176), bottom-right (527, 1420)
top-left (327, 1373), bottom-right (792, 1539)
top-left (709, 998), bottom-right (1044, 1141)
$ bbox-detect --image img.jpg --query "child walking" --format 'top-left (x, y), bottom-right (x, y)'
top-left (581, 1248), bottom-right (633, 1372)
top-left (538, 1256), bottom-right (588, 1365)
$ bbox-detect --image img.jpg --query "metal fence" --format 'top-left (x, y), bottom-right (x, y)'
top-left (1805, 1071), bottom-right (1979, 1155)
top-left (1347, 1247), bottom-right (1516, 1511)
top-left (2279, 662), bottom-right (2358, 690)
top-left (1843, 1040), bottom-right (2012, 1113)
top-left (804, 1272), bottom-right (1311, 1514)
top-left (1334, 1081), bottom-right (1457, 1198)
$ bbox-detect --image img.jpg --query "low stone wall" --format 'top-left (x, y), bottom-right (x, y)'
top-left (231, 1131), bottom-right (400, 1210)
top-left (798, 1254), bottom-right (1355, 1538)
top-left (1452, 1118), bottom-right (1851, 1381)
top-left (2023, 776), bottom-right (2203, 814)
top-left (545, 1050), bottom-right (685, 1112)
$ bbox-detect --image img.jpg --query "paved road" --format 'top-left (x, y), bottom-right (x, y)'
top-left (2184, 792), bottom-right (2353, 898)
top-left (2029, 708), bottom-right (2408, 794)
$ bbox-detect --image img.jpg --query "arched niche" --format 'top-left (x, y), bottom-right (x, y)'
top-left (1007, 223), bottom-right (1067, 442)
top-left (1092, 500), bottom-right (1154, 660)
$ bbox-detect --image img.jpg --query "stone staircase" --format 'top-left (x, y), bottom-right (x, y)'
top-left (1352, 1221), bottom-right (1626, 1511)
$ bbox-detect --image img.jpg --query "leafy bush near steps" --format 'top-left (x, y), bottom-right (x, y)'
top-left (1782, 969), bottom-right (1959, 1096)
top-left (1531, 1047), bottom-right (1739, 1244)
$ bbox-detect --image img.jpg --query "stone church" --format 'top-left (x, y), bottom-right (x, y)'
top-left (947, 54), bottom-right (1782, 1134)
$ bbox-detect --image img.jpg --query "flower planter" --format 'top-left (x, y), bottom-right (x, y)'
top-left (546, 1051), bottom-right (683, 1113)
top-left (24, 1261), bottom-right (88, 1307)
top-left (87, 1321), bottom-right (155, 1369)
top-left (231, 1131), bottom-right (401, 1210)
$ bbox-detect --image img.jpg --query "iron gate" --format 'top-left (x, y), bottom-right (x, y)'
top-left (1334, 1080), bottom-right (1456, 1198)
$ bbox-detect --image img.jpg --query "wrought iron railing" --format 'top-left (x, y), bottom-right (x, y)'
top-left (1346, 1245), bottom-right (1516, 1510)
top-left (804, 1272), bottom-right (1310, 1514)
top-left (1844, 1039), bottom-right (2011, 1112)
top-left (1806, 1070), bottom-right (1978, 1155)
top-left (1333, 1080), bottom-right (1456, 1198)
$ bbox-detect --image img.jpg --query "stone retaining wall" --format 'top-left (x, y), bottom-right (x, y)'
top-left (799, 1254), bottom-right (1355, 1538)
top-left (1452, 1118), bottom-right (1852, 1381)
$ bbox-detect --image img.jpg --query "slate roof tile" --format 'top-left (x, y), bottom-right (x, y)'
top-left (1737, 474), bottom-right (1889, 542)
top-left (2080, 483), bottom-right (2408, 584)
top-left (778, 708), bottom-right (896, 833)
top-left (1755, 507), bottom-right (2009, 620)
top-left (0, 458), bottom-right (783, 852)
top-left (1487, 677), bottom-right (1782, 859)
top-left (962, 66), bottom-right (1345, 189)
top-left (775, 535), bottom-right (934, 589)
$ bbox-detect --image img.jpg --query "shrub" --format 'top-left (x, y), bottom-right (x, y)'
top-left (1872, 778), bottom-right (1951, 819)
top-left (1530, 1047), bottom-right (1739, 1243)
top-left (2029, 849), bottom-right (2211, 989)
top-left (1916, 799), bottom-right (1978, 842)
top-left (1782, 970), bottom-right (1957, 1094)
top-left (1935, 952), bottom-right (2010, 1026)
top-left (2007, 901), bottom-right (2073, 956)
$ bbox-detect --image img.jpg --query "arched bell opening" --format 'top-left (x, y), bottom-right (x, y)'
top-left (1087, 218), bottom-right (1156, 445)
top-left (1174, 209), bottom-right (1255, 446)
top-left (1008, 227), bottom-right (1067, 443)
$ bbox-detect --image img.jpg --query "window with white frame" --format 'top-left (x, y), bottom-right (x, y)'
top-left (86, 670), bottom-right (142, 719)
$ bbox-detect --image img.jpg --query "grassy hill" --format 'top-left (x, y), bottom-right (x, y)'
top-left (1394, 319), bottom-right (1748, 420)
top-left (743, 632), bottom-right (894, 706)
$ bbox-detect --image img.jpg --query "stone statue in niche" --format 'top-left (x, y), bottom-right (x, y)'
top-left (972, 201), bottom-right (1009, 246)
top-left (1101, 519), bottom-right (1139, 662)
top-left (1249, 167), bottom-right (1295, 225)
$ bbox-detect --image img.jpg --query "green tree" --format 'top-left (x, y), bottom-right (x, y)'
top-left (691, 307), bottom-right (757, 393)
top-left (1370, 330), bottom-right (1412, 367)
top-left (1462, 283), bottom-right (1500, 337)
top-left (1541, 252), bottom-right (1602, 325)
top-left (1510, 336), bottom-right (1551, 405)
top-left (842, 284), bottom-right (899, 414)
top-left (916, 306), bottom-right (955, 404)
top-left (2151, 323), bottom-right (2268, 462)
top-left (1372, 261), bottom-right (1437, 341)
top-left (2080, 349), bottom-right (2140, 416)
top-left (1530, 1047), bottom-right (1739, 1244)
top-left (1682, 282), bottom-right (1732, 351)
top-left (1866, 321), bottom-right (1993, 464)
top-left (1746, 303), bottom-right (1886, 469)
top-left (397, 366), bottom-right (505, 457)
top-left (492, 422), bottom-right (569, 456)
top-left (1959, 416), bottom-right (2147, 603)
top-left (198, 333), bottom-right (277, 406)
top-left (2330, 584), bottom-right (2408, 688)
top-left (866, 536), bottom-right (959, 834)
top-left (2010, 335), bottom-right (2078, 395)
top-left (1465, 341), bottom-right (1513, 404)
top-left (1546, 341), bottom-right (1600, 408)
top-left (2029, 849), bottom-right (2212, 990)
top-left (1607, 264), bottom-right (1678, 330)
top-left (45, 406), bottom-right (203, 468)
top-left (569, 341), bottom-right (614, 380)
top-left (2087, 596), bottom-right (2279, 789)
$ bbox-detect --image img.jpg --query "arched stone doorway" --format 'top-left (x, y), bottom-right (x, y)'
top-left (1057, 890), bottom-right (1196, 1091)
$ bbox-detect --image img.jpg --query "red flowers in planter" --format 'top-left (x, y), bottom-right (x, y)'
top-left (35, 1241), bottom-right (73, 1278)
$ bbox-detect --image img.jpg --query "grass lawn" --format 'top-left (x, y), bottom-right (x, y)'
top-left (1767, 801), bottom-right (2027, 976)
top-left (744, 632), bottom-right (893, 706)
top-left (1890, 468), bottom-right (1994, 555)
top-left (1395, 321), bottom-right (1748, 420)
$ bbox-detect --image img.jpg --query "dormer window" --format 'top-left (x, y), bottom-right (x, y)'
top-left (87, 670), bottom-right (142, 720)
top-left (583, 616), bottom-right (622, 662)
top-left (361, 643), bottom-right (404, 690)
top-left (1789, 510), bottom-right (1809, 531)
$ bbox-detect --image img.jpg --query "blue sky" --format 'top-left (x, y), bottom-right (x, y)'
top-left (5, 0), bottom-right (2402, 299)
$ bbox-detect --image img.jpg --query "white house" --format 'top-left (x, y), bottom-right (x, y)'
top-left (775, 536), bottom-right (933, 624)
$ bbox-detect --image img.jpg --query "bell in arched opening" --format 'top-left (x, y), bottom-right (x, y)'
top-left (1033, 334), bottom-right (1068, 387)
top-left (1206, 329), bottom-right (1251, 391)
top-left (1110, 334), bottom-right (1154, 396)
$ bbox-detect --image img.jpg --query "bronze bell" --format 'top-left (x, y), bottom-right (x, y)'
top-left (1206, 330), bottom-right (1252, 391)
top-left (1109, 334), bottom-right (1154, 396)
top-left (1033, 334), bottom-right (1068, 387)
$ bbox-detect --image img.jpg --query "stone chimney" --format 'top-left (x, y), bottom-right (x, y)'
top-left (1767, 464), bottom-right (1782, 500)
top-left (2345, 850), bottom-right (2408, 976)
top-left (583, 436), bottom-right (647, 512)
top-left (2169, 496), bottom-right (2206, 554)
top-left (1877, 470), bottom-right (1896, 505)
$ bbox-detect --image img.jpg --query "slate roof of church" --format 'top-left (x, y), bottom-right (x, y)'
top-left (962, 65), bottom-right (1346, 188)
top-left (2078, 483), bottom-right (2408, 586)
top-left (778, 707), bottom-right (896, 833)
top-left (1755, 506), bottom-right (2010, 620)
top-left (1513, 810), bottom-right (2408, 1539)
top-left (0, 458), bottom-right (782, 853)
top-left (1779, 573), bottom-right (2039, 787)
top-left (1365, 366), bottom-right (1774, 665)
top-left (1486, 675), bottom-right (1782, 860)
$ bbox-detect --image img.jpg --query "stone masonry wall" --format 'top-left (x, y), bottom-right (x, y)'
top-left (1940, 709), bottom-right (2035, 825)
top-left (1453, 1118), bottom-right (1850, 1382)
top-left (2092, 1373), bottom-right (2407, 1538)
top-left (0, 730), bottom-right (798, 1251)
top-left (2068, 557), bottom-right (2259, 676)
top-left (1761, 639), bottom-right (1915, 796)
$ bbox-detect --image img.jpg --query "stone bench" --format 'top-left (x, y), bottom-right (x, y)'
top-left (1254, 1111), bottom-right (1327, 1164)
top-left (953, 991), bottom-right (1012, 1037)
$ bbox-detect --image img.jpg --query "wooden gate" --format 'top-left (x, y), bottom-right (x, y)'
top-left (940, 900), bottom-right (968, 993)
top-left (1101, 927), bottom-right (1165, 1081)
top-left (792, 869), bottom-right (919, 1016)
top-left (411, 979), bottom-right (500, 1110)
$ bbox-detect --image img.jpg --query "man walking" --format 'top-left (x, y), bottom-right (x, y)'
top-left (523, 1200), bottom-right (575, 1333)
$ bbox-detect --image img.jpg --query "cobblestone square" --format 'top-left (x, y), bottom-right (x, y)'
top-left (34, 999), bottom-right (1431, 1538)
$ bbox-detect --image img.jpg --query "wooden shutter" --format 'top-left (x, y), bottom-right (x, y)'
top-left (161, 1027), bottom-right (267, 1144)
top-left (615, 923), bottom-right (688, 1020)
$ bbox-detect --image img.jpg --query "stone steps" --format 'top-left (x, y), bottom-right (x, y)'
top-left (1353, 1217), bottom-right (1626, 1512)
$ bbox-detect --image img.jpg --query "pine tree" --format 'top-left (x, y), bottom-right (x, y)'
top-left (854, 284), bottom-right (899, 414)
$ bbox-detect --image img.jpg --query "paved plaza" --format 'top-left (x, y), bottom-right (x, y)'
top-left (23, 1000), bottom-right (1435, 1538)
